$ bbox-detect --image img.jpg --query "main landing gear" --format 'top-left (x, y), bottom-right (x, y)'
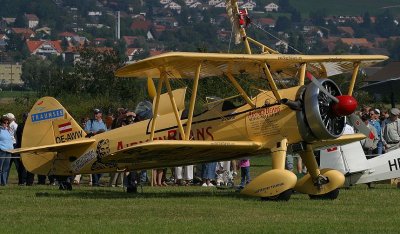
top-left (261, 189), bottom-right (293, 201)
top-left (309, 188), bottom-right (340, 200)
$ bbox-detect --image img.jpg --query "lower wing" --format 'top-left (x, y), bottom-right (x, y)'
top-left (103, 140), bottom-right (263, 170)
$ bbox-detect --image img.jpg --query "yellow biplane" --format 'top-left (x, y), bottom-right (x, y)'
top-left (11, 0), bottom-right (388, 200)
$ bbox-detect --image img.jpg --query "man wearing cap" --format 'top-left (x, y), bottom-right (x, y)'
top-left (369, 109), bottom-right (383, 154)
top-left (84, 109), bottom-right (107, 136)
top-left (5, 113), bottom-right (26, 185)
top-left (84, 109), bottom-right (107, 186)
top-left (361, 113), bottom-right (379, 155)
top-left (382, 108), bottom-right (400, 152)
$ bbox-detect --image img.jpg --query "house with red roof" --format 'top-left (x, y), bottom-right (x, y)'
top-left (94, 38), bottom-right (107, 46)
top-left (340, 38), bottom-right (373, 49)
top-left (25, 14), bottom-right (39, 29)
top-left (337, 26), bottom-right (354, 37)
top-left (126, 48), bottom-right (144, 61)
top-left (130, 19), bottom-right (152, 31)
top-left (149, 48), bottom-right (164, 57)
top-left (258, 18), bottom-right (276, 28)
top-left (11, 28), bottom-right (35, 39)
top-left (26, 40), bottom-right (63, 57)
top-left (123, 36), bottom-right (139, 47)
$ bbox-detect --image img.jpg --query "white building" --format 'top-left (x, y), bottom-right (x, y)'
top-left (160, 0), bottom-right (172, 5)
top-left (165, 2), bottom-right (182, 12)
top-left (241, 1), bottom-right (256, 11)
top-left (265, 2), bottom-right (279, 12)
top-left (208, 0), bottom-right (221, 6)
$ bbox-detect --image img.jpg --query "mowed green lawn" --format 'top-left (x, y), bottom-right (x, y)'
top-left (1, 156), bottom-right (399, 233)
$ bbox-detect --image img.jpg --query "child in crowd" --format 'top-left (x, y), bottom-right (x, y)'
top-left (239, 158), bottom-right (250, 188)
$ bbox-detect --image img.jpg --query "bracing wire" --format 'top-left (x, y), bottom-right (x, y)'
top-left (251, 21), bottom-right (303, 55)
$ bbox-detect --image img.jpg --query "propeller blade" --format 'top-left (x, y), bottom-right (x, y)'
top-left (348, 114), bottom-right (375, 139)
top-left (306, 72), bottom-right (339, 103)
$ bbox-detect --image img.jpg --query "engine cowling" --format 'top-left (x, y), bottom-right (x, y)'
top-left (296, 79), bottom-right (346, 142)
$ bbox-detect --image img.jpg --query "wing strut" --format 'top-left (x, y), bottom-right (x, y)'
top-left (225, 72), bottom-right (256, 108)
top-left (299, 63), bottom-right (307, 85)
top-left (185, 63), bottom-right (201, 140)
top-left (165, 75), bottom-right (186, 140)
top-left (262, 63), bottom-right (282, 101)
top-left (150, 68), bottom-right (189, 141)
top-left (348, 62), bottom-right (360, 96)
top-left (149, 69), bottom-right (165, 141)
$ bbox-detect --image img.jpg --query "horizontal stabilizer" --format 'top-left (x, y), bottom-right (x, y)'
top-left (311, 133), bottom-right (366, 149)
top-left (103, 140), bottom-right (263, 169)
top-left (8, 139), bottom-right (96, 154)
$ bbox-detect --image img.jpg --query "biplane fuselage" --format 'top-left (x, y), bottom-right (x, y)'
top-left (19, 86), bottom-right (301, 176)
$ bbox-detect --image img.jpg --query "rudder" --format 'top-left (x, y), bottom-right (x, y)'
top-left (21, 97), bottom-right (86, 175)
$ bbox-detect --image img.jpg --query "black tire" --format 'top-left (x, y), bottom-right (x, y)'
top-left (261, 189), bottom-right (293, 202)
top-left (126, 186), bottom-right (137, 193)
top-left (309, 188), bottom-right (339, 200)
top-left (59, 181), bottom-right (72, 191)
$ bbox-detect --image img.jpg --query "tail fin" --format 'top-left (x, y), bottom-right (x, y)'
top-left (320, 142), bottom-right (368, 174)
top-left (21, 97), bottom-right (87, 175)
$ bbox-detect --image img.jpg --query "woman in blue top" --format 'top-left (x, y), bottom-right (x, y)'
top-left (0, 116), bottom-right (14, 185)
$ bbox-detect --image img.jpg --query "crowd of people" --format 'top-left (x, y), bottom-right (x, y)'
top-left (0, 106), bottom-right (251, 190)
top-left (357, 106), bottom-right (400, 156)
top-left (2, 104), bottom-right (400, 189)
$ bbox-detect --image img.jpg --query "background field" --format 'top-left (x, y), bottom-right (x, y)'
top-left (2, 156), bottom-right (400, 233)
top-left (289, 0), bottom-right (400, 16)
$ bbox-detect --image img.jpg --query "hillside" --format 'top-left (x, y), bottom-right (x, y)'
top-left (289, 0), bottom-right (400, 16)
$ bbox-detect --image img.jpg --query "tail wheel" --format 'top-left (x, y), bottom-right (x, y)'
top-left (261, 189), bottom-right (293, 201)
top-left (309, 188), bottom-right (340, 200)
top-left (59, 181), bottom-right (72, 191)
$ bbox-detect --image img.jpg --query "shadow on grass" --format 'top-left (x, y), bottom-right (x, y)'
top-left (34, 186), bottom-right (308, 202)
top-left (35, 187), bottom-right (248, 200)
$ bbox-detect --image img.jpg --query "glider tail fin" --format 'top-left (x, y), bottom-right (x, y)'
top-left (21, 97), bottom-right (86, 175)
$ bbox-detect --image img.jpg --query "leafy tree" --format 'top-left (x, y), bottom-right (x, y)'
top-left (309, 10), bottom-right (327, 26)
top-left (14, 14), bottom-right (26, 28)
top-left (333, 40), bottom-right (350, 54)
top-left (290, 9), bottom-right (302, 23)
top-left (275, 16), bottom-right (291, 32)
top-left (361, 12), bottom-right (371, 29)
top-left (278, 0), bottom-right (292, 12)
top-left (375, 10), bottom-right (398, 37)
top-left (21, 56), bottom-right (52, 92)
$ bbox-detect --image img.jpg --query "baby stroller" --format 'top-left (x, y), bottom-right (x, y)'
top-left (216, 161), bottom-right (235, 187)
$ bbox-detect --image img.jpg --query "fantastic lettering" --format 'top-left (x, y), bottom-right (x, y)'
top-left (117, 126), bottom-right (214, 150)
top-left (248, 106), bottom-right (280, 121)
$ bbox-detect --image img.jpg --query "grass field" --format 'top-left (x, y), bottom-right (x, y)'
top-left (289, 0), bottom-right (400, 16)
top-left (1, 157), bottom-right (400, 233)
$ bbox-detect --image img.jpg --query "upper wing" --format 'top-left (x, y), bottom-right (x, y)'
top-left (8, 139), bottom-right (96, 154)
top-left (310, 133), bottom-right (366, 149)
top-left (102, 140), bottom-right (263, 170)
top-left (115, 52), bottom-right (388, 79)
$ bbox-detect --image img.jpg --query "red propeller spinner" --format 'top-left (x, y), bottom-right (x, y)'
top-left (331, 95), bottom-right (358, 117)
